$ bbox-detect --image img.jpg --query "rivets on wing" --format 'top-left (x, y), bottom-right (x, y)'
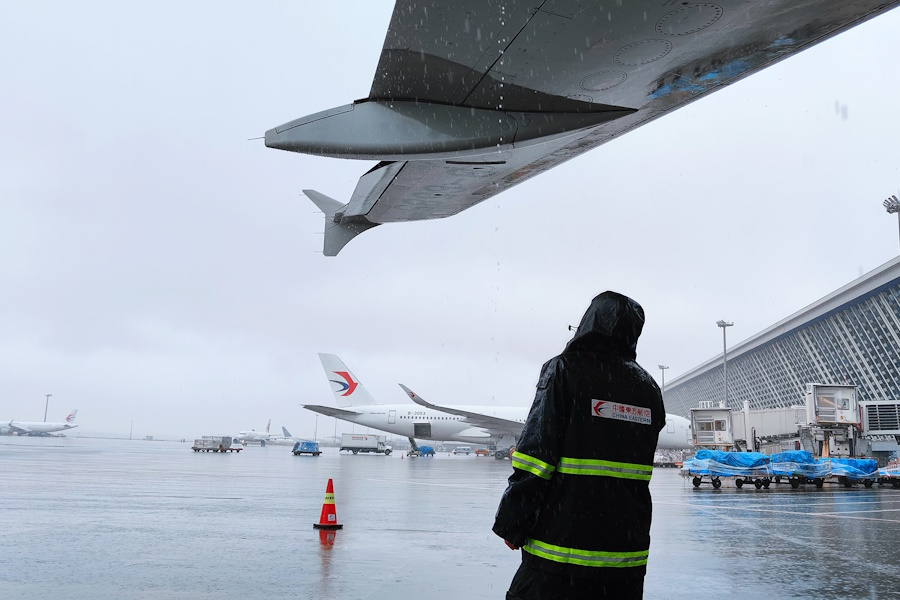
top-left (614, 40), bottom-right (673, 66)
top-left (656, 4), bottom-right (723, 36)
top-left (580, 70), bottom-right (627, 92)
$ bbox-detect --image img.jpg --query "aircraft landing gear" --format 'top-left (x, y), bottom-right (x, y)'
top-left (494, 447), bottom-right (514, 460)
top-left (493, 436), bottom-right (517, 460)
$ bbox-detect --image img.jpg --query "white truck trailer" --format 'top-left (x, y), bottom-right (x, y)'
top-left (340, 434), bottom-right (391, 455)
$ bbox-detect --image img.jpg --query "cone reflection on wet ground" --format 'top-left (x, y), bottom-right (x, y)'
top-left (318, 529), bottom-right (336, 546)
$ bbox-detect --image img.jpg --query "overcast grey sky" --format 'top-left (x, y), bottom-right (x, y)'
top-left (2, 3), bottom-right (899, 439)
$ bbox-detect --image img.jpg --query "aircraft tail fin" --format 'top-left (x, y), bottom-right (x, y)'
top-left (66, 410), bottom-right (78, 424)
top-left (318, 353), bottom-right (378, 407)
top-left (282, 427), bottom-right (292, 438)
top-left (303, 190), bottom-right (379, 257)
top-left (266, 419), bottom-right (271, 434)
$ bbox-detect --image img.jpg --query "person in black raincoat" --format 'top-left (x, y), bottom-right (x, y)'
top-left (493, 291), bottom-right (665, 600)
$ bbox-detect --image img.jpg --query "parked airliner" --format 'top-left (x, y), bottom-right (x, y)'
top-left (305, 354), bottom-right (692, 458)
top-left (1, 410), bottom-right (78, 436)
top-left (268, 427), bottom-right (311, 446)
top-left (236, 419), bottom-right (272, 446)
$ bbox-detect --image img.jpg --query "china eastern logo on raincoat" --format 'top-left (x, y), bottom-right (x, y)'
top-left (592, 400), bottom-right (652, 426)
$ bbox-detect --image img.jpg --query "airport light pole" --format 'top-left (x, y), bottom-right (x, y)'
top-left (658, 365), bottom-right (669, 403)
top-left (884, 195), bottom-right (900, 252)
top-left (43, 394), bottom-right (52, 422)
top-left (716, 321), bottom-right (733, 408)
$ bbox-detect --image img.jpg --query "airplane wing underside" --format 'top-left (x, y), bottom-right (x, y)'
top-left (398, 384), bottom-right (524, 438)
top-left (267, 0), bottom-right (899, 254)
top-left (7, 423), bottom-right (31, 434)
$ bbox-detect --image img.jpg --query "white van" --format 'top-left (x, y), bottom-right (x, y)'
top-left (452, 446), bottom-right (472, 455)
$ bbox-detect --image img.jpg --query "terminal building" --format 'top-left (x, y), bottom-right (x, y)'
top-left (664, 255), bottom-right (900, 455)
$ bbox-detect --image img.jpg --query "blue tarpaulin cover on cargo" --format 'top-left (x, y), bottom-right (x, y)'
top-left (770, 450), bottom-right (831, 478)
top-left (830, 457), bottom-right (878, 480)
top-left (683, 450), bottom-right (888, 482)
top-left (771, 450), bottom-right (815, 464)
top-left (681, 456), bottom-right (710, 475)
top-left (292, 441), bottom-right (319, 453)
top-left (682, 449), bottom-right (772, 477)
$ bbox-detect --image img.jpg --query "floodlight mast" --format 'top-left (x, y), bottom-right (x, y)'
top-left (658, 365), bottom-right (669, 404)
top-left (716, 321), bottom-right (734, 408)
top-left (884, 195), bottom-right (900, 252)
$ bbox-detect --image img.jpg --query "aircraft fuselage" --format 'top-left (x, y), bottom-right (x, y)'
top-left (0, 421), bottom-right (77, 436)
top-left (310, 404), bottom-right (692, 449)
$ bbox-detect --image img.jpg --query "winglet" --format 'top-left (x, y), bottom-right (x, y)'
top-left (303, 190), bottom-right (379, 257)
top-left (399, 384), bottom-right (468, 419)
top-left (282, 427), bottom-right (292, 438)
top-left (399, 384), bottom-right (428, 407)
top-left (400, 384), bottom-right (454, 414)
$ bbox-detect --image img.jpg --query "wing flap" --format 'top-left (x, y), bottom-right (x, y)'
top-left (344, 138), bottom-right (581, 224)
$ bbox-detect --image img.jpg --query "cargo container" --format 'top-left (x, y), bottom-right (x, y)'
top-left (292, 441), bottom-right (322, 456)
top-left (191, 436), bottom-right (241, 453)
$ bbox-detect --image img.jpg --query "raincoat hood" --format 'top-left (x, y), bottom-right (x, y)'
top-left (564, 291), bottom-right (645, 359)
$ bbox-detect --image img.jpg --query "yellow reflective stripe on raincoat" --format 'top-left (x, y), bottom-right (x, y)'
top-left (511, 451), bottom-right (556, 480)
top-left (524, 539), bottom-right (649, 568)
top-left (557, 457), bottom-right (653, 481)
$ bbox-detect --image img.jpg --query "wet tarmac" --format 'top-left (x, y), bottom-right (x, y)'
top-left (2, 437), bottom-right (899, 599)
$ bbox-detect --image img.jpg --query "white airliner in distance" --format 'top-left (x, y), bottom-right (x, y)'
top-left (236, 419), bottom-right (272, 446)
top-left (305, 354), bottom-right (691, 459)
top-left (267, 427), bottom-right (311, 446)
top-left (1, 410), bottom-right (78, 436)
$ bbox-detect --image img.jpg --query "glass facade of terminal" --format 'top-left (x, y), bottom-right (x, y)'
top-left (665, 279), bottom-right (900, 417)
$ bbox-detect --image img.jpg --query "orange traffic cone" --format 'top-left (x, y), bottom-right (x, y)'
top-left (313, 478), bottom-right (343, 530)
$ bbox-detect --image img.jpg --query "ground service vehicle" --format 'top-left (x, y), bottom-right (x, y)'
top-left (407, 445), bottom-right (434, 457)
top-left (340, 434), bottom-right (391, 455)
top-left (453, 446), bottom-right (472, 455)
top-left (292, 441), bottom-right (321, 456)
top-left (191, 436), bottom-right (241, 453)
